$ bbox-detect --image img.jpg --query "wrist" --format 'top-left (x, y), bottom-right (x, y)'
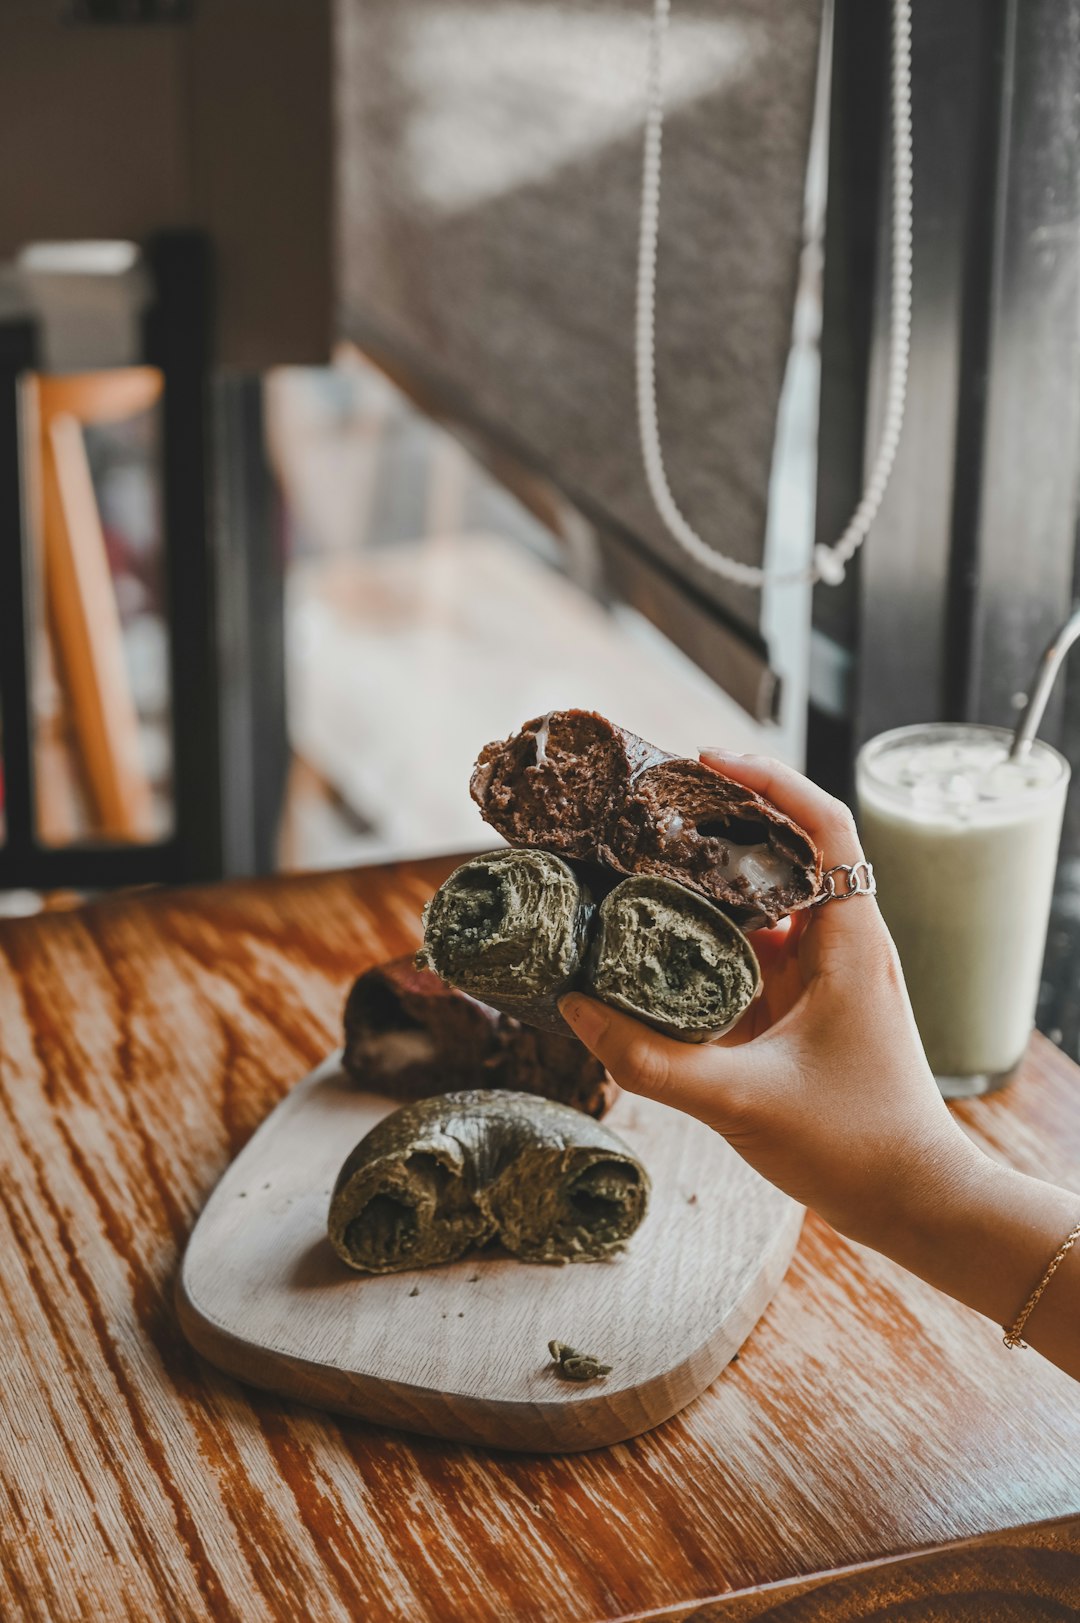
top-left (838, 1116), bottom-right (989, 1263)
top-left (882, 1131), bottom-right (998, 1269)
top-left (850, 1125), bottom-right (1080, 1337)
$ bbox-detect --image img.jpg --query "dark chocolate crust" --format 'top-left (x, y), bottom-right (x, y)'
top-left (342, 957), bottom-right (615, 1118)
top-left (505, 1026), bottom-right (618, 1119)
top-left (327, 1089), bottom-right (649, 1274)
top-left (471, 710), bottom-right (821, 927)
top-left (344, 959), bottom-right (499, 1097)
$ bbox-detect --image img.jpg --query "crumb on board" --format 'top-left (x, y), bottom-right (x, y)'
top-left (548, 1340), bottom-right (612, 1382)
top-left (408, 1285), bottom-right (420, 1297)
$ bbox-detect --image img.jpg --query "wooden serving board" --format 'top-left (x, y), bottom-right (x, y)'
top-left (177, 1053), bottom-right (803, 1453)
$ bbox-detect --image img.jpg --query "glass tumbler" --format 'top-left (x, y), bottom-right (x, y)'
top-left (856, 723), bottom-right (1069, 1099)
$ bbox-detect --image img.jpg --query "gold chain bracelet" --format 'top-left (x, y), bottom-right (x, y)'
top-left (1003, 1220), bottom-right (1080, 1349)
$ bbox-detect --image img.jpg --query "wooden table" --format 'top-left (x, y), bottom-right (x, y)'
top-left (2, 858), bottom-right (1079, 1621)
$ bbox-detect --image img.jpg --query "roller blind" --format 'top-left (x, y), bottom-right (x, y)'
top-left (336, 0), bottom-right (825, 667)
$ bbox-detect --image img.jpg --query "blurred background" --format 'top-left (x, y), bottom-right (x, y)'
top-left (1, 0), bottom-right (1079, 1049)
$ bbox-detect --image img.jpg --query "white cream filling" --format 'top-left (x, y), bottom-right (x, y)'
top-left (658, 811), bottom-right (684, 844)
top-left (361, 1030), bottom-right (439, 1074)
top-left (726, 844), bottom-right (793, 894)
top-left (532, 711), bottom-right (554, 768)
top-left (658, 811), bottom-right (794, 894)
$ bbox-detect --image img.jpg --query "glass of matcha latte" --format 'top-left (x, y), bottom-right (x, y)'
top-left (856, 723), bottom-right (1070, 1099)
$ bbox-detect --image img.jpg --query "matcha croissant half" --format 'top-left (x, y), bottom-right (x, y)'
top-left (419, 849), bottom-right (761, 1043)
top-left (328, 1090), bottom-right (649, 1273)
top-left (418, 848), bottom-right (593, 1033)
top-left (588, 874), bottom-right (762, 1042)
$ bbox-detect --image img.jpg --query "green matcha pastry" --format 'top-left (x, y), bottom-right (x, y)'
top-left (421, 851), bottom-right (761, 1042)
top-left (328, 1090), bottom-right (649, 1274)
top-left (588, 875), bottom-right (763, 1042)
top-left (418, 848), bottom-right (594, 1033)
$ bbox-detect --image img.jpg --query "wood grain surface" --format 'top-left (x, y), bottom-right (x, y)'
top-left (639, 1513), bottom-right (1080, 1620)
top-left (177, 1054), bottom-right (802, 1451)
top-left (1, 857), bottom-right (1079, 1622)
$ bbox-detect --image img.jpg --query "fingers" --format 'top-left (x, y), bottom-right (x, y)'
top-left (743, 915), bottom-right (797, 974)
top-left (698, 750), bottom-right (864, 866)
top-left (559, 993), bottom-right (748, 1126)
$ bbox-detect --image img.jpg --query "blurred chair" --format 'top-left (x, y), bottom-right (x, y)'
top-left (31, 368), bottom-right (161, 844)
top-left (0, 233), bottom-right (234, 893)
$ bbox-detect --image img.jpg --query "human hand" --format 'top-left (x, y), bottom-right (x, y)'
top-left (560, 751), bottom-right (982, 1251)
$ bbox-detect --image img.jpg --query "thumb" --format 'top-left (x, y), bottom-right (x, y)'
top-left (559, 994), bottom-right (746, 1126)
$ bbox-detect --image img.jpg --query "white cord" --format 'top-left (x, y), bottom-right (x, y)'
top-left (635, 0), bottom-right (913, 588)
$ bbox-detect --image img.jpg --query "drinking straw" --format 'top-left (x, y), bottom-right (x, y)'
top-left (1011, 605), bottom-right (1080, 758)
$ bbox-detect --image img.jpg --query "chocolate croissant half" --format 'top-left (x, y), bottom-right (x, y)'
top-left (471, 710), bottom-right (821, 928)
top-left (327, 1090), bottom-right (649, 1273)
top-left (420, 850), bottom-right (761, 1043)
top-left (343, 956), bottom-right (615, 1118)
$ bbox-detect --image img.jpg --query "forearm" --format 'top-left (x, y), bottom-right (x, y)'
top-left (868, 1142), bottom-right (1080, 1380)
